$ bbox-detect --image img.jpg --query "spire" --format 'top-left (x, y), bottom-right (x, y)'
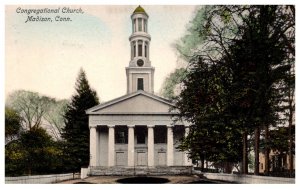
top-left (133, 5), bottom-right (148, 16)
top-left (127, 6), bottom-right (154, 94)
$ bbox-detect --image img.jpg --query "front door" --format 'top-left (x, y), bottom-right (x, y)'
top-left (158, 152), bottom-right (166, 166)
top-left (116, 152), bottom-right (126, 166)
top-left (137, 152), bottom-right (147, 166)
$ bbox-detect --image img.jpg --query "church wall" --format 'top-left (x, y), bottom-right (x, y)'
top-left (173, 126), bottom-right (185, 166)
top-left (95, 125), bottom-right (188, 167)
top-left (99, 127), bottom-right (108, 166)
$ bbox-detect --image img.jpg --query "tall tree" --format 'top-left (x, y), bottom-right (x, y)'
top-left (44, 99), bottom-right (69, 140)
top-left (62, 68), bottom-right (99, 171)
top-left (160, 68), bottom-right (187, 99)
top-left (7, 90), bottom-right (55, 130)
top-left (5, 107), bottom-right (22, 143)
top-left (174, 5), bottom-right (294, 175)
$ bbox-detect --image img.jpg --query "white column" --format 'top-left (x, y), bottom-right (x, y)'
top-left (135, 19), bottom-right (137, 32)
top-left (131, 41), bottom-right (134, 60)
top-left (167, 125), bottom-right (174, 166)
top-left (147, 125), bottom-right (155, 167)
top-left (128, 125), bottom-right (135, 167)
top-left (89, 126), bottom-right (97, 167)
top-left (108, 125), bottom-right (115, 166)
top-left (184, 126), bottom-right (192, 166)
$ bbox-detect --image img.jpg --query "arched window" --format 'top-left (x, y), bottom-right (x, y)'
top-left (145, 42), bottom-right (148, 58)
top-left (138, 40), bottom-right (142, 56)
top-left (138, 18), bottom-right (142, 31)
top-left (131, 41), bottom-right (135, 59)
top-left (134, 19), bottom-right (136, 32)
top-left (133, 43), bottom-right (136, 57)
top-left (144, 19), bottom-right (147, 32)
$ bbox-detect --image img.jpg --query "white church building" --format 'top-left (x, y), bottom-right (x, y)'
top-left (86, 6), bottom-right (192, 175)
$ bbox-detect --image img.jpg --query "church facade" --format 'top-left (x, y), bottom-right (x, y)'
top-left (86, 6), bottom-right (192, 175)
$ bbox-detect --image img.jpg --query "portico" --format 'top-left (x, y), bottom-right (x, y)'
top-left (87, 91), bottom-right (192, 168)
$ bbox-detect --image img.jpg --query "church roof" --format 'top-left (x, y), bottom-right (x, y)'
top-left (86, 90), bottom-right (175, 115)
top-left (133, 5), bottom-right (147, 15)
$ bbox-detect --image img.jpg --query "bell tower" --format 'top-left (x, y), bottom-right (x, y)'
top-left (126, 5), bottom-right (155, 94)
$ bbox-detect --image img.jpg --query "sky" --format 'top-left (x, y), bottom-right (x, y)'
top-left (2, 1), bottom-right (299, 189)
top-left (5, 5), bottom-right (198, 102)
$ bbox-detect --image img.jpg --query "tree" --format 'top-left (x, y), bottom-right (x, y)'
top-left (175, 55), bottom-right (243, 172)
top-left (5, 127), bottom-right (63, 176)
top-left (5, 107), bottom-right (22, 143)
top-left (7, 90), bottom-right (55, 130)
top-left (44, 99), bottom-right (69, 140)
top-left (19, 127), bottom-right (54, 175)
top-left (174, 5), bottom-right (294, 175)
top-left (62, 68), bottom-right (99, 171)
top-left (7, 90), bottom-right (68, 140)
top-left (160, 68), bottom-right (187, 99)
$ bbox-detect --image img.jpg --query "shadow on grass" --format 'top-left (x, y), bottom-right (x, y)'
top-left (74, 181), bottom-right (94, 184)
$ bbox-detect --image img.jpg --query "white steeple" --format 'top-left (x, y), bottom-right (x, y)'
top-left (126, 6), bottom-right (155, 94)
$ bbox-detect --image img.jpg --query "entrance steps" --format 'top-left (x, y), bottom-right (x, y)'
top-left (89, 166), bottom-right (192, 176)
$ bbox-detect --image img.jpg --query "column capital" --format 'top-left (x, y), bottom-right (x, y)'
top-left (166, 125), bottom-right (173, 128)
top-left (89, 125), bottom-right (97, 129)
top-left (107, 125), bottom-right (115, 128)
top-left (147, 125), bottom-right (155, 128)
top-left (184, 126), bottom-right (190, 129)
top-left (127, 125), bottom-right (135, 128)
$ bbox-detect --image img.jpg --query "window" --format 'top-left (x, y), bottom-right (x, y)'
top-left (132, 19), bottom-right (135, 33)
top-left (138, 40), bottom-right (142, 56)
top-left (154, 126), bottom-right (167, 143)
top-left (131, 42), bottom-right (135, 59)
top-left (133, 45), bottom-right (136, 57)
top-left (138, 18), bottom-right (142, 31)
top-left (137, 78), bottom-right (144, 91)
top-left (144, 19), bottom-right (147, 32)
top-left (145, 44), bottom-right (147, 58)
top-left (115, 126), bottom-right (128, 144)
top-left (136, 127), bottom-right (147, 144)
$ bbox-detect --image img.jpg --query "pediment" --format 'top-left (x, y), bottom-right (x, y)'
top-left (86, 91), bottom-right (175, 114)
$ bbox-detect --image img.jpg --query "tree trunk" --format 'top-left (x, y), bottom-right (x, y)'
top-left (288, 106), bottom-right (294, 177)
top-left (264, 125), bottom-right (270, 175)
top-left (254, 127), bottom-right (260, 175)
top-left (200, 156), bottom-right (205, 172)
top-left (242, 130), bottom-right (248, 174)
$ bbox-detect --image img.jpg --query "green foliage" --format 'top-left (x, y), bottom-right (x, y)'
top-left (5, 127), bottom-right (65, 176)
top-left (44, 99), bottom-right (69, 140)
top-left (175, 6), bottom-right (212, 60)
top-left (62, 68), bottom-right (99, 171)
top-left (6, 91), bottom-right (72, 176)
top-left (267, 126), bottom-right (295, 155)
top-left (5, 141), bottom-right (27, 176)
top-left (5, 107), bottom-right (22, 140)
top-left (160, 68), bottom-right (187, 99)
top-left (174, 5), bottom-right (294, 173)
top-left (7, 90), bottom-right (56, 130)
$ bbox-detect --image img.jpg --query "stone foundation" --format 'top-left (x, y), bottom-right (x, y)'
top-left (89, 166), bottom-right (192, 176)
